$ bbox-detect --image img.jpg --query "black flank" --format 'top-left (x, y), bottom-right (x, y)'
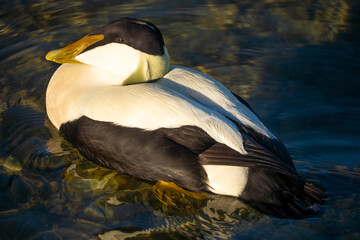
top-left (60, 116), bottom-right (325, 218)
top-left (151, 118), bottom-right (325, 219)
top-left (241, 168), bottom-right (325, 219)
top-left (59, 116), bottom-right (208, 192)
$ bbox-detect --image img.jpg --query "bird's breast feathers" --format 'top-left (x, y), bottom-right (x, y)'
top-left (46, 64), bottom-right (248, 153)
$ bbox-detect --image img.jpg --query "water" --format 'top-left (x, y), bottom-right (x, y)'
top-left (1, 0), bottom-right (359, 239)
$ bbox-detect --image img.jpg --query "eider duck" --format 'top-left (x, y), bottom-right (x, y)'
top-left (45, 17), bottom-right (325, 218)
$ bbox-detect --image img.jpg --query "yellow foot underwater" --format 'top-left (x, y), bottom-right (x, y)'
top-left (152, 180), bottom-right (209, 210)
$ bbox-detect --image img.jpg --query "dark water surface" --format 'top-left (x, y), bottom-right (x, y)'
top-left (1, 0), bottom-right (359, 239)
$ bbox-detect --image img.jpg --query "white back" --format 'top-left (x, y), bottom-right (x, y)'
top-left (158, 66), bottom-right (275, 139)
top-left (46, 64), bottom-right (247, 154)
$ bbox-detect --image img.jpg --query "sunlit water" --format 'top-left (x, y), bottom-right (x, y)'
top-left (1, 0), bottom-right (359, 239)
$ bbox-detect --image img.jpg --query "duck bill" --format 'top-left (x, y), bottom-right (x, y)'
top-left (45, 34), bottom-right (104, 64)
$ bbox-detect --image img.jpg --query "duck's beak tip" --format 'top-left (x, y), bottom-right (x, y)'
top-left (45, 34), bottom-right (104, 64)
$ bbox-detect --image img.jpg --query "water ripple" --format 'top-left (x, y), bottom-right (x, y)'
top-left (0, 0), bottom-right (359, 239)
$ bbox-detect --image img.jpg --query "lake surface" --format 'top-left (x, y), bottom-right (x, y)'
top-left (1, 0), bottom-right (359, 239)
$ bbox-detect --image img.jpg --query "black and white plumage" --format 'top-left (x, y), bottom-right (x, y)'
top-left (45, 17), bottom-right (325, 218)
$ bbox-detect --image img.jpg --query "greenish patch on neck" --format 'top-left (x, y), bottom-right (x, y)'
top-left (122, 49), bottom-right (170, 85)
top-left (122, 56), bottom-right (149, 85)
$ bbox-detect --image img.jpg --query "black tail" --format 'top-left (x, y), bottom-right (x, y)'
top-left (241, 168), bottom-right (326, 219)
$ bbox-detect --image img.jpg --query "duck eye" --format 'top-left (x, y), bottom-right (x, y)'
top-left (115, 38), bottom-right (125, 43)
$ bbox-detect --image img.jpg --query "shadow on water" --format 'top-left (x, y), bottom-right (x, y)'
top-left (0, 105), bottom-right (263, 239)
top-left (0, 0), bottom-right (360, 239)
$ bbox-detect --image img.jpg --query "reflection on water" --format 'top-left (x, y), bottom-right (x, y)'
top-left (1, 0), bottom-right (360, 239)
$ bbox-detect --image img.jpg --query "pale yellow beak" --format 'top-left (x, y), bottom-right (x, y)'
top-left (45, 34), bottom-right (104, 64)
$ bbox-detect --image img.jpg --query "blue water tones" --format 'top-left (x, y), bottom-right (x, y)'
top-left (0, 0), bottom-right (359, 239)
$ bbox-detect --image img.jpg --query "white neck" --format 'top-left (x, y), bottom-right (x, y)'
top-left (74, 43), bottom-right (170, 85)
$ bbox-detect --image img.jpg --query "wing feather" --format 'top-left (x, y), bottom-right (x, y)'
top-left (162, 125), bottom-right (299, 178)
top-left (231, 91), bottom-right (295, 169)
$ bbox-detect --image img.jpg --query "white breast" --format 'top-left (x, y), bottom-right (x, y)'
top-left (46, 63), bottom-right (252, 195)
top-left (46, 64), bottom-right (247, 154)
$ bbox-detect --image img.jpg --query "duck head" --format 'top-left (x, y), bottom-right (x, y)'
top-left (46, 17), bottom-right (170, 85)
